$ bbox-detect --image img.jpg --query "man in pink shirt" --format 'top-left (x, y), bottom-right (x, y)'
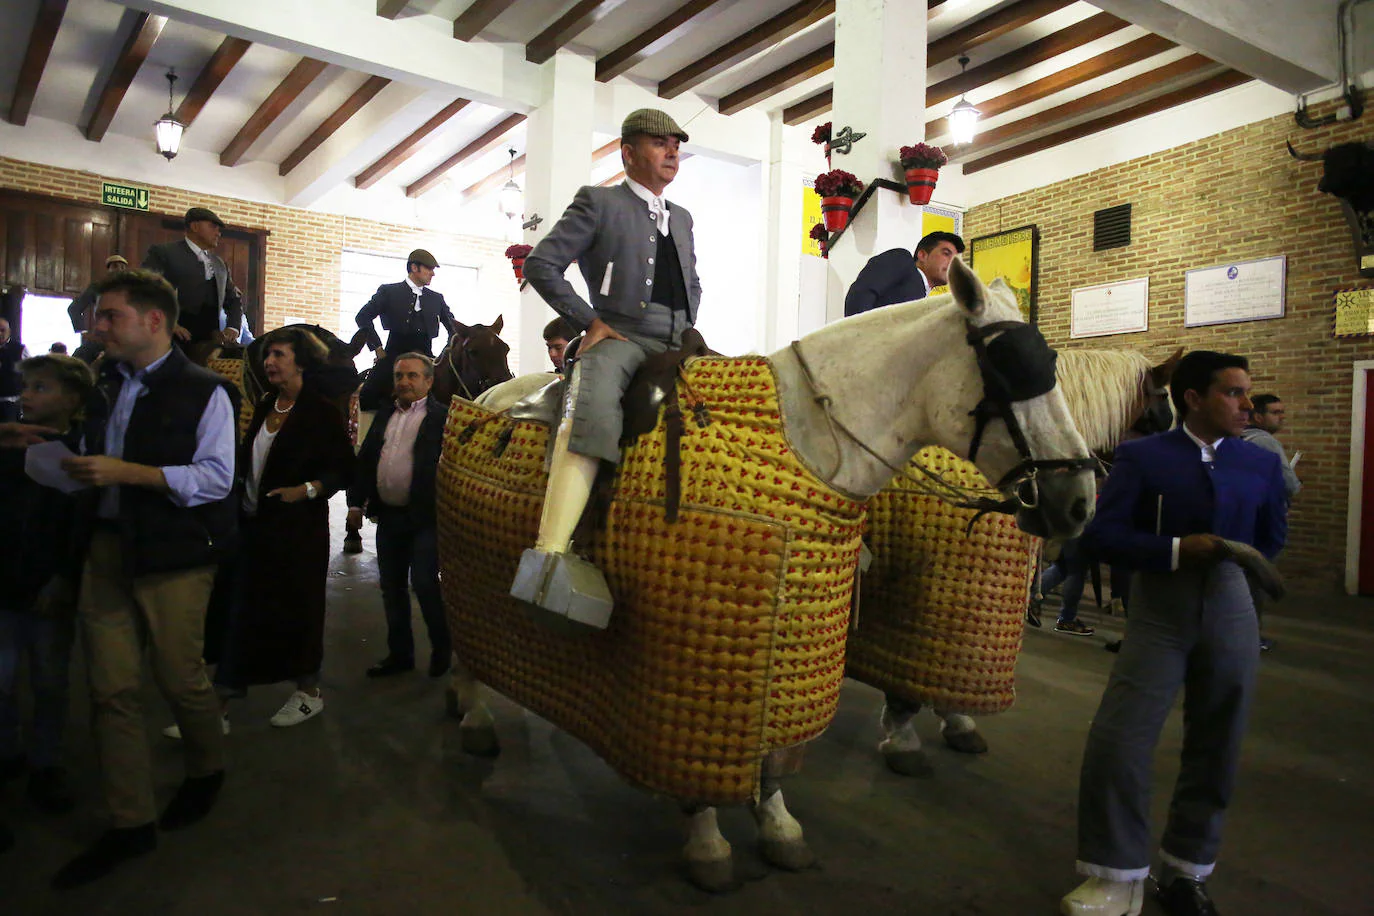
top-left (346, 353), bottom-right (451, 678)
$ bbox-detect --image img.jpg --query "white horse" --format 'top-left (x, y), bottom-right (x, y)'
top-left (446, 258), bottom-right (1097, 890)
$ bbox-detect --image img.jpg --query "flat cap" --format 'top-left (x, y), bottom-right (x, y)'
top-left (184, 206), bottom-right (224, 228)
top-left (407, 248), bottom-right (439, 269)
top-left (620, 108), bottom-right (688, 143)
top-left (105, 254), bottom-right (129, 266)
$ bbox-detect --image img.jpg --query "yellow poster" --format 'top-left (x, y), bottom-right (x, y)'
top-left (969, 225), bottom-right (1037, 322)
top-left (921, 209), bottom-right (959, 296)
top-left (802, 180), bottom-right (823, 257)
top-left (1333, 286), bottom-right (1374, 337)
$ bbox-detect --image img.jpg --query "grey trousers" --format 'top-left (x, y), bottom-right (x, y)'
top-left (567, 304), bottom-right (688, 464)
top-left (1076, 562), bottom-right (1259, 881)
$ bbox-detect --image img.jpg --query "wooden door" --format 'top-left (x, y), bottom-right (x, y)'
top-left (1360, 372), bottom-right (1374, 594)
top-left (0, 190), bottom-right (117, 338)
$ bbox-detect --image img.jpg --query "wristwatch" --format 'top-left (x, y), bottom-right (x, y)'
top-left (304, 482), bottom-right (319, 500)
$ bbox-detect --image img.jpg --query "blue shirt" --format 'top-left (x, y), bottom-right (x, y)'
top-left (97, 348), bottom-right (236, 519)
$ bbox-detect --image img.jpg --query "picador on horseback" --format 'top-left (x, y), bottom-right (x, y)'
top-left (354, 249), bottom-right (459, 411)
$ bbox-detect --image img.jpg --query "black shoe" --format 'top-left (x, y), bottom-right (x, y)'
top-left (1105, 639), bottom-right (1123, 653)
top-left (158, 770), bottom-right (225, 831)
top-left (428, 652), bottom-right (452, 679)
top-left (27, 766), bottom-right (75, 814)
top-left (0, 753), bottom-right (25, 782)
top-left (51, 824), bottom-right (157, 889)
top-left (1155, 876), bottom-right (1219, 916)
top-left (366, 656), bottom-right (415, 678)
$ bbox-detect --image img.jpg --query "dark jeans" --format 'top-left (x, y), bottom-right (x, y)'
top-left (0, 610), bottom-right (75, 769)
top-left (375, 508), bottom-right (449, 664)
top-left (1040, 537), bottom-right (1087, 623)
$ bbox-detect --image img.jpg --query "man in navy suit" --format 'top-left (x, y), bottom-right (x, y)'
top-left (355, 249), bottom-right (457, 410)
top-left (1062, 351), bottom-right (1288, 916)
top-left (843, 231), bottom-right (963, 317)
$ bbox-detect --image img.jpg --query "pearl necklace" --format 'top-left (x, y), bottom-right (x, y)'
top-left (273, 397), bottom-right (295, 414)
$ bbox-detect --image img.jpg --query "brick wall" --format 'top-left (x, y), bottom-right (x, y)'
top-left (964, 105), bottom-right (1373, 592)
top-left (0, 156), bottom-right (520, 367)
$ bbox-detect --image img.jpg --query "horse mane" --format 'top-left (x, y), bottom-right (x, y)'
top-left (1055, 348), bottom-right (1153, 452)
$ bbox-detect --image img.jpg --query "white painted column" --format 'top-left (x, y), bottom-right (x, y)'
top-left (518, 50), bottom-right (596, 375)
top-left (762, 112), bottom-right (804, 352)
top-left (826, 0), bottom-right (929, 323)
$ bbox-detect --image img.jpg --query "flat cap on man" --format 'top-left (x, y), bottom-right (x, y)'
top-left (105, 254), bottom-right (129, 267)
top-left (184, 206), bottom-right (224, 228)
top-left (407, 249), bottom-right (439, 269)
top-left (620, 108), bottom-right (689, 143)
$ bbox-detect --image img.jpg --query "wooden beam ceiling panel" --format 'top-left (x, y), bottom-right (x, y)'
top-left (783, 87), bottom-right (832, 125)
top-left (927, 11), bottom-right (1129, 107)
top-left (928, 0), bottom-right (1076, 67)
top-left (961, 69), bottom-right (1250, 174)
top-left (84, 11), bottom-right (167, 142)
top-left (219, 57), bottom-right (327, 167)
top-left (596, 0), bottom-right (728, 82)
top-left (658, 0), bottom-right (834, 99)
top-left (354, 97), bottom-right (470, 189)
top-left (9, 0), bottom-right (68, 126)
top-left (174, 36), bottom-right (251, 128)
top-left (279, 75), bottom-right (390, 176)
top-left (406, 111), bottom-right (527, 198)
top-left (377, 0), bottom-right (409, 18)
top-left (463, 138), bottom-right (621, 199)
top-left (454, 0), bottom-right (510, 41)
top-left (527, 0), bottom-right (632, 65)
top-left (718, 43), bottom-right (834, 116)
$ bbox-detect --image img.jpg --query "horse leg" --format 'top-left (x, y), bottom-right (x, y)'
top-left (936, 709), bottom-right (989, 754)
top-left (450, 657), bottom-right (499, 757)
top-left (879, 694), bottom-right (932, 776)
top-left (751, 776), bottom-right (815, 872)
top-left (681, 804), bottom-right (734, 892)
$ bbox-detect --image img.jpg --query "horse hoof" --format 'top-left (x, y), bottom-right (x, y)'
top-left (882, 748), bottom-right (933, 778)
top-left (460, 725), bottom-right (500, 758)
top-left (759, 837), bottom-right (816, 872)
top-left (342, 532), bottom-right (363, 555)
top-left (943, 729), bottom-right (989, 755)
top-left (685, 856), bottom-right (735, 893)
top-left (444, 689), bottom-right (464, 720)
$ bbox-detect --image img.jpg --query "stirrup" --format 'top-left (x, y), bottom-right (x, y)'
top-left (511, 548), bottom-right (614, 629)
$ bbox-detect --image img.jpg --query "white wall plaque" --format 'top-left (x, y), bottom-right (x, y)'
top-left (1185, 255), bottom-right (1286, 327)
top-left (1070, 276), bottom-right (1150, 339)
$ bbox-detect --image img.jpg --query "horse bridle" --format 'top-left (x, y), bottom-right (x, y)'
top-left (446, 336), bottom-right (510, 400)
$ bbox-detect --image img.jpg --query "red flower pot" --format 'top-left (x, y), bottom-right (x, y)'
top-left (511, 257), bottom-right (525, 282)
top-left (905, 167), bottom-right (939, 205)
top-left (821, 196), bottom-right (853, 232)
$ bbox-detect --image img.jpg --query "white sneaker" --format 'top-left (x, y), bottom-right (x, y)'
top-left (269, 691), bottom-right (324, 727)
top-left (1060, 877), bottom-right (1144, 915)
top-left (161, 714), bottom-right (230, 740)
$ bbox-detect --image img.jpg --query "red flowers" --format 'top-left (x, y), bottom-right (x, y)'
top-left (809, 223), bottom-right (829, 241)
top-left (504, 244), bottom-right (533, 259)
top-left (811, 122), bottom-right (832, 145)
top-left (813, 169), bottom-right (864, 198)
top-left (898, 143), bottom-right (948, 169)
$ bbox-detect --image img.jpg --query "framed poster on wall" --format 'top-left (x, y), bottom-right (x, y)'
top-left (1184, 255), bottom-right (1286, 327)
top-left (969, 225), bottom-right (1038, 323)
top-left (1070, 277), bottom-right (1150, 339)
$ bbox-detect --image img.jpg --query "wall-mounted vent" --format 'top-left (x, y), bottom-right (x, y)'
top-left (1093, 203), bottom-right (1132, 251)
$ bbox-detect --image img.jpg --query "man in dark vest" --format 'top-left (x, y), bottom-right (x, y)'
top-left (142, 207), bottom-right (244, 347)
top-left (354, 249), bottom-right (457, 411)
top-left (0, 317), bottom-right (27, 422)
top-left (843, 231), bottom-right (964, 317)
top-left (53, 269), bottom-right (238, 889)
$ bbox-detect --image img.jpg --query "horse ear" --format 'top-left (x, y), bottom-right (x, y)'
top-left (453, 320), bottom-right (471, 338)
top-left (946, 256), bottom-right (986, 317)
top-left (491, 314), bottom-right (504, 335)
top-left (1152, 346), bottom-right (1185, 385)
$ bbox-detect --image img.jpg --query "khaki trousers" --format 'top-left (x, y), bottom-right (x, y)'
top-left (79, 530), bottom-right (225, 828)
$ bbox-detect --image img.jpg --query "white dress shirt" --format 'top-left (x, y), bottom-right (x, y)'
top-left (376, 398), bottom-right (429, 507)
top-left (404, 277), bottom-right (425, 312)
top-left (183, 237), bottom-right (240, 333)
top-left (1167, 423), bottom-right (1227, 569)
top-left (625, 177), bottom-right (670, 235)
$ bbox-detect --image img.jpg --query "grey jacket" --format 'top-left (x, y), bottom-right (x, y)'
top-left (1241, 427), bottom-right (1300, 500)
top-left (523, 183), bottom-right (701, 332)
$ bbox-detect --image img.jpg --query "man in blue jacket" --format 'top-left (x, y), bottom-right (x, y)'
top-left (843, 231), bottom-right (963, 317)
top-left (1062, 350), bottom-right (1287, 916)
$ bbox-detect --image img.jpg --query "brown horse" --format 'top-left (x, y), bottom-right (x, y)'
top-left (431, 317), bottom-right (514, 403)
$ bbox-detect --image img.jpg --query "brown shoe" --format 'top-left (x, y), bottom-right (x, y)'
top-left (1055, 619), bottom-right (1096, 636)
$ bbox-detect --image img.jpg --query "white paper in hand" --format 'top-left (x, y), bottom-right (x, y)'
top-left (24, 440), bottom-right (88, 494)
top-left (1289, 450), bottom-right (1301, 469)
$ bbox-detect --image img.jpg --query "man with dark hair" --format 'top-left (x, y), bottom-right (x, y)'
top-left (543, 316), bottom-right (576, 373)
top-left (1241, 394), bottom-right (1299, 653)
top-left (843, 231), bottom-right (965, 317)
top-left (1062, 350), bottom-right (1288, 916)
top-left (354, 249), bottom-right (457, 411)
top-left (52, 268), bottom-right (238, 889)
top-left (348, 352), bottom-right (451, 679)
top-left (142, 208), bottom-right (244, 347)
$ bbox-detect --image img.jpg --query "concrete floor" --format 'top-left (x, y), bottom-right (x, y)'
top-left (4, 510), bottom-right (1372, 916)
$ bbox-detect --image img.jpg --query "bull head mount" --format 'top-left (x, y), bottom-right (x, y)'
top-left (1288, 139), bottom-right (1374, 278)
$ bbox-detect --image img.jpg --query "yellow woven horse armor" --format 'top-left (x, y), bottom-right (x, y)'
top-left (847, 447), bottom-right (1039, 715)
top-left (437, 357), bottom-right (865, 804)
top-left (206, 356), bottom-right (254, 437)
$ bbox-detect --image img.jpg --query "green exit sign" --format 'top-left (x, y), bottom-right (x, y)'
top-left (102, 181), bottom-right (150, 211)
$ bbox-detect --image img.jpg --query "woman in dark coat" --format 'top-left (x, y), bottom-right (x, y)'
top-left (214, 327), bottom-right (355, 728)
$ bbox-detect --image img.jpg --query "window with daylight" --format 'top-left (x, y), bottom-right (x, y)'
top-left (338, 249), bottom-right (480, 371)
top-left (19, 293), bottom-right (82, 358)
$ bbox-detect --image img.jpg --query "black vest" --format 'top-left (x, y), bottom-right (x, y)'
top-left (180, 276), bottom-right (222, 342)
top-left (88, 348), bottom-right (239, 576)
top-left (651, 227), bottom-right (688, 312)
top-left (0, 340), bottom-right (23, 398)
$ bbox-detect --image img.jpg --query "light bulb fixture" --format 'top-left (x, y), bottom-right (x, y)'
top-left (153, 68), bottom-right (184, 161)
top-left (497, 147), bottom-right (522, 219)
top-left (947, 55), bottom-right (981, 145)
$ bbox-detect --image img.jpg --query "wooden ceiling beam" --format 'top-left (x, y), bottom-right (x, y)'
top-left (453, 0), bottom-right (509, 41)
top-left (592, 138), bottom-right (622, 160)
top-left (219, 57), bottom-right (327, 167)
top-left (280, 74), bottom-right (390, 176)
top-left (376, 0), bottom-right (409, 18)
top-left (527, 0), bottom-right (632, 65)
top-left (596, 0), bottom-right (729, 82)
top-left (9, 0), bottom-right (68, 126)
top-left (353, 97), bottom-right (470, 189)
top-left (174, 36), bottom-right (252, 128)
top-left (926, 33), bottom-right (1175, 138)
top-left (929, 0), bottom-right (1076, 68)
top-left (782, 87), bottom-right (832, 125)
top-left (406, 111), bottom-right (527, 198)
top-left (927, 11), bottom-right (1129, 107)
top-left (463, 137), bottom-right (621, 199)
top-left (658, 0), bottom-right (834, 99)
top-left (84, 11), bottom-right (167, 142)
top-left (718, 42), bottom-right (834, 116)
top-left (961, 69), bottom-right (1250, 174)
